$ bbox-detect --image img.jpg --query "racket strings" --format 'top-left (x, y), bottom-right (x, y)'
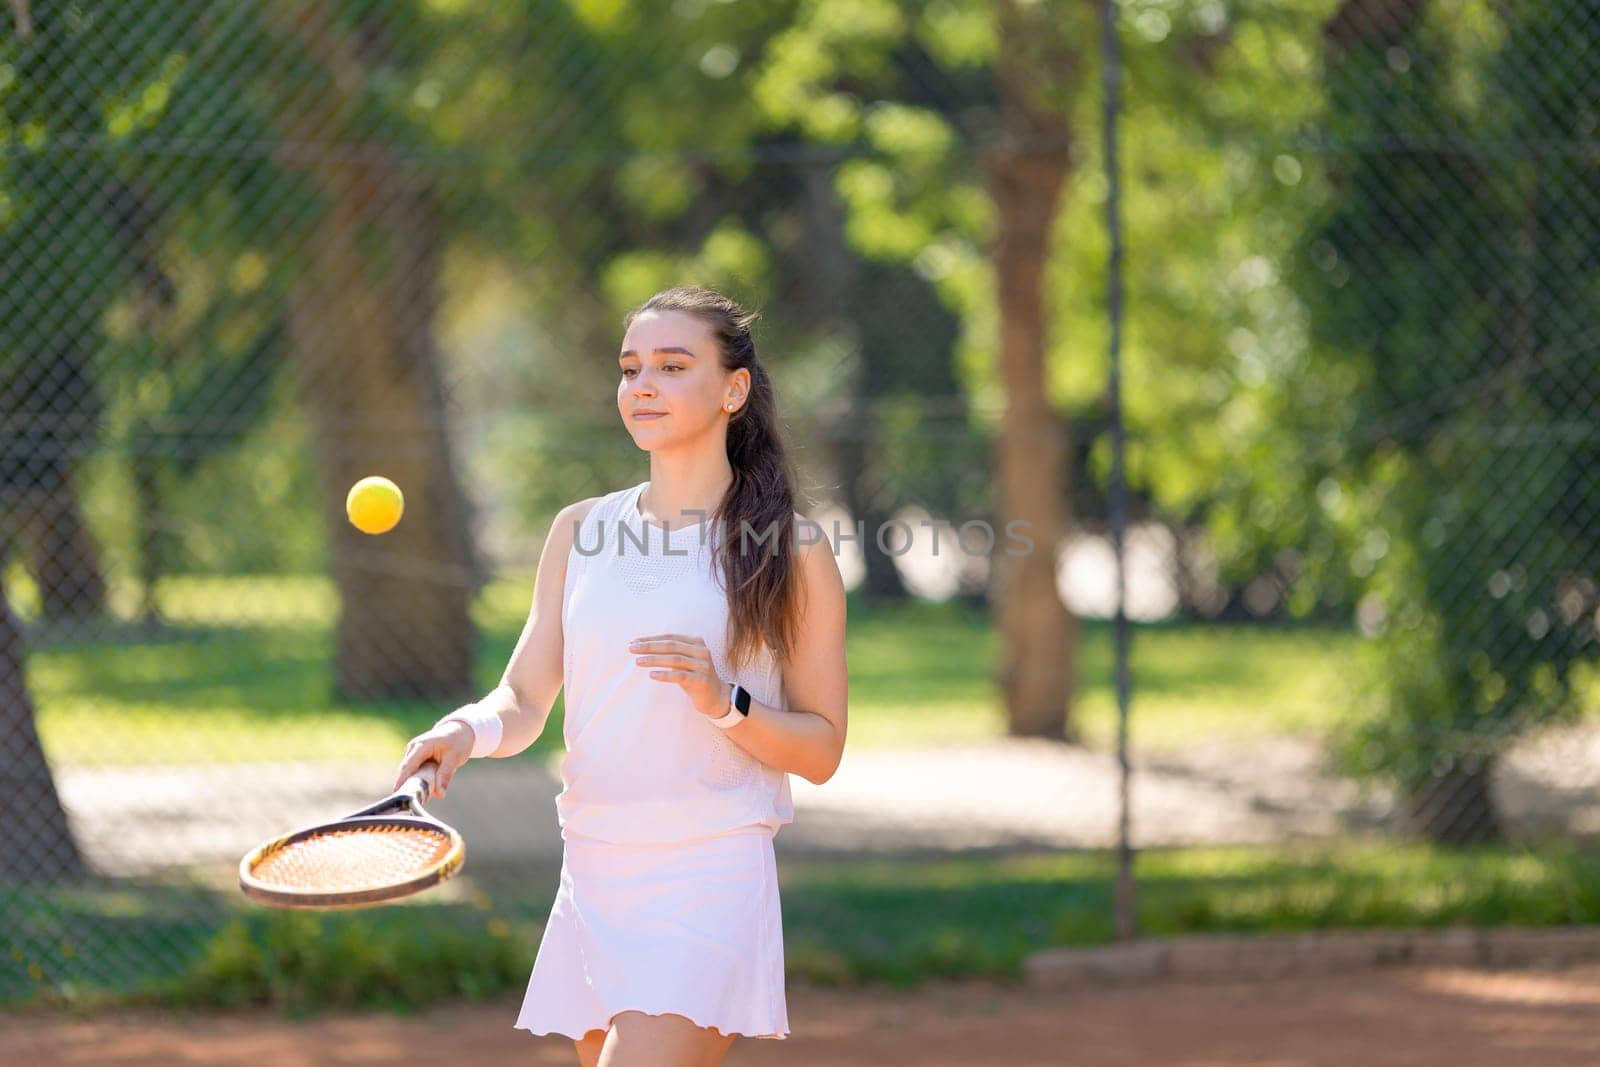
top-left (249, 822), bottom-right (455, 893)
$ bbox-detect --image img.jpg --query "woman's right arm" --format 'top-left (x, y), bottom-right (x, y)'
top-left (395, 497), bottom-right (600, 793)
top-left (485, 495), bottom-right (601, 757)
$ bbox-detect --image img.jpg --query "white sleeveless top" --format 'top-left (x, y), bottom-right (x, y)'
top-left (554, 481), bottom-right (795, 844)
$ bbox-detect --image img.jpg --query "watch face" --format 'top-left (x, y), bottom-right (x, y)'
top-left (733, 684), bottom-right (752, 714)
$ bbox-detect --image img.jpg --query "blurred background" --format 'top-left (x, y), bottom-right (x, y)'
top-left (3, 0), bottom-right (1599, 1018)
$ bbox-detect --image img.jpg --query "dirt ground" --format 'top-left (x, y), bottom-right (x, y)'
top-left (10, 963), bottom-right (1600, 1066)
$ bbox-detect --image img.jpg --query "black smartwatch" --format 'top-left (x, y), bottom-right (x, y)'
top-left (710, 682), bottom-right (752, 729)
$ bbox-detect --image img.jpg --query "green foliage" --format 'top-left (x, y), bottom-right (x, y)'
top-left (746, 0), bottom-right (1378, 611)
top-left (0, 1), bottom-right (428, 568)
top-left (163, 908), bottom-right (539, 1013)
top-left (4, 0), bottom-right (1413, 613)
top-left (1286, 0), bottom-right (1600, 819)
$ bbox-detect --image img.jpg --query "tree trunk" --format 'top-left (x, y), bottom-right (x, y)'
top-left (18, 466), bottom-right (107, 625)
top-left (984, 196), bottom-right (1077, 736)
top-left (1401, 757), bottom-right (1502, 845)
top-left (287, 179), bottom-right (480, 702)
top-left (800, 162), bottom-right (909, 603)
top-left (0, 349), bottom-right (95, 880)
top-left (0, 506), bottom-right (88, 883)
top-left (269, 3), bottom-right (482, 702)
top-left (131, 437), bottom-right (165, 627)
top-left (981, 8), bottom-right (1079, 741)
top-left (1323, 0), bottom-right (1430, 57)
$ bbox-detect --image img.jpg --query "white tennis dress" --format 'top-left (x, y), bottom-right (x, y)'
top-left (514, 481), bottom-right (794, 1042)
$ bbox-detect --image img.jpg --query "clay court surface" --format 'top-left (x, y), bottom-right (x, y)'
top-left (11, 963), bottom-right (1600, 1066)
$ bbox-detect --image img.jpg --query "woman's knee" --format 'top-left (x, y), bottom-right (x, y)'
top-left (573, 1028), bottom-right (607, 1067)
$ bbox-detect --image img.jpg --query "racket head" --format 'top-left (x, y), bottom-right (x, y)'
top-left (238, 758), bottom-right (465, 909)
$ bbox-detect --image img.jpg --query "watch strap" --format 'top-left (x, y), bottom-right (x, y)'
top-left (708, 705), bottom-right (744, 729)
top-left (709, 682), bottom-right (751, 729)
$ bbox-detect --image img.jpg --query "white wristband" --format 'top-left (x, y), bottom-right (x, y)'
top-left (437, 705), bottom-right (503, 758)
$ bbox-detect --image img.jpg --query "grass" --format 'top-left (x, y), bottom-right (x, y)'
top-left (843, 595), bottom-right (1357, 750)
top-left (7, 840), bottom-right (1600, 1014)
top-left (22, 573), bottom-right (1364, 766)
top-left (778, 841), bottom-right (1600, 985)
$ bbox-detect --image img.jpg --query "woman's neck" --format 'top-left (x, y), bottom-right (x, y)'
top-left (639, 459), bottom-right (734, 530)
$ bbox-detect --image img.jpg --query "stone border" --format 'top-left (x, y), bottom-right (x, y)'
top-left (1024, 926), bottom-right (1600, 989)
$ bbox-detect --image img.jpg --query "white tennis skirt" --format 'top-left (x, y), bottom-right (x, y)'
top-left (513, 826), bottom-right (789, 1042)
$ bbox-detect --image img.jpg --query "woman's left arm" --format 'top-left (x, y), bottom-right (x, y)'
top-left (723, 533), bottom-right (848, 783)
top-left (633, 530), bottom-right (848, 785)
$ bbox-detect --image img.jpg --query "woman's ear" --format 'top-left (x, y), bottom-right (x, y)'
top-left (727, 368), bottom-right (751, 407)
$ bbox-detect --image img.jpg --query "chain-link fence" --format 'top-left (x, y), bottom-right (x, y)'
top-left (4, 0), bottom-right (1598, 1011)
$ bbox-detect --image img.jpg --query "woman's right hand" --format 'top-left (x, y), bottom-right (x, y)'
top-left (394, 715), bottom-right (476, 798)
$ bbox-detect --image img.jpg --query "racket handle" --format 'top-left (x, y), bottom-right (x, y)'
top-left (402, 757), bottom-right (440, 805)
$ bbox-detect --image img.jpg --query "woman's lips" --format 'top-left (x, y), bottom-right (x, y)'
top-left (632, 412), bottom-right (666, 420)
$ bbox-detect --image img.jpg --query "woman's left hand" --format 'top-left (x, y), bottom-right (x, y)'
top-left (630, 633), bottom-right (727, 718)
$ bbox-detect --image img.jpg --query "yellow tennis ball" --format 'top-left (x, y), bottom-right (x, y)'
top-left (346, 476), bottom-right (404, 535)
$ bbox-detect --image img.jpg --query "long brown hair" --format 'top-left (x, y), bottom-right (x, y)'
top-left (624, 287), bottom-right (802, 672)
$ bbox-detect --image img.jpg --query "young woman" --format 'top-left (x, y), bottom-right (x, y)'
top-left (393, 286), bottom-right (848, 1066)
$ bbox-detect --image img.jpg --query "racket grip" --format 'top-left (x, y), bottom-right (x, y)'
top-left (404, 757), bottom-right (441, 804)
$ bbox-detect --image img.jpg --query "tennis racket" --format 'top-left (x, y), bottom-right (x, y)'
top-left (238, 757), bottom-right (464, 909)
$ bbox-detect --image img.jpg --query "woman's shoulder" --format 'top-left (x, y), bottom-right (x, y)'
top-left (544, 494), bottom-right (609, 555)
top-left (570, 493), bottom-right (612, 522)
top-left (790, 510), bottom-right (832, 551)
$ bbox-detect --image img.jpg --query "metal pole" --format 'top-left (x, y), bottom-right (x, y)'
top-left (1098, 0), bottom-right (1137, 942)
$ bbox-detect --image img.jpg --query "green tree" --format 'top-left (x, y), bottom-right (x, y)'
top-left (747, 0), bottom-right (1335, 728)
top-left (3, 3), bottom-right (486, 703)
top-left (1296, 0), bottom-right (1600, 843)
top-left (437, 0), bottom-right (972, 609)
top-left (750, 0), bottom-right (1095, 737)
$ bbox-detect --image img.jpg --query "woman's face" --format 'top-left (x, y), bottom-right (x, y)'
top-left (617, 309), bottom-right (747, 450)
